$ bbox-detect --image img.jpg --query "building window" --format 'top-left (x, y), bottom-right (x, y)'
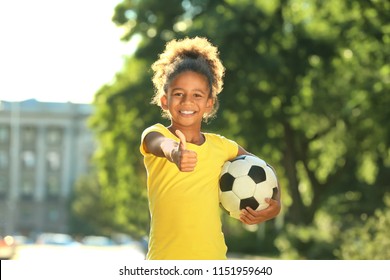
top-left (20, 174), bottom-right (34, 199)
top-left (21, 150), bottom-right (36, 169)
top-left (0, 150), bottom-right (8, 169)
top-left (48, 208), bottom-right (59, 223)
top-left (22, 126), bottom-right (37, 146)
top-left (0, 174), bottom-right (8, 198)
top-left (46, 174), bottom-right (61, 198)
top-left (46, 127), bottom-right (63, 146)
top-left (19, 205), bottom-right (34, 228)
top-left (46, 151), bottom-right (61, 171)
top-left (0, 126), bottom-right (9, 144)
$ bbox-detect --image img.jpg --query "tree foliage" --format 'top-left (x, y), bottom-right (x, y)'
top-left (335, 194), bottom-right (390, 260)
top-left (86, 0), bottom-right (390, 258)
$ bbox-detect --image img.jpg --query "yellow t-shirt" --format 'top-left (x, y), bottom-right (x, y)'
top-left (140, 123), bottom-right (239, 260)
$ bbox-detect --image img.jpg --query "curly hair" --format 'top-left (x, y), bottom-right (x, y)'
top-left (151, 37), bottom-right (225, 121)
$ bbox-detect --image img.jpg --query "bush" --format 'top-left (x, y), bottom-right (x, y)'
top-left (335, 195), bottom-right (390, 260)
top-left (274, 197), bottom-right (390, 260)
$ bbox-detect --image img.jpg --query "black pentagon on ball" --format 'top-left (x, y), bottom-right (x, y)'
top-left (239, 197), bottom-right (260, 210)
top-left (219, 172), bottom-right (235, 192)
top-left (247, 165), bottom-right (266, 184)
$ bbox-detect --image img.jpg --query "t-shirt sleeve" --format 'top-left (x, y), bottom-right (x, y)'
top-left (223, 137), bottom-right (239, 160)
top-left (213, 134), bottom-right (238, 160)
top-left (139, 123), bottom-right (165, 156)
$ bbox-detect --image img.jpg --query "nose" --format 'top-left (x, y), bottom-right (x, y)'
top-left (180, 94), bottom-right (193, 104)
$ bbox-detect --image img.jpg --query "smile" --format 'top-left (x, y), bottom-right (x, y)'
top-left (180, 110), bottom-right (195, 115)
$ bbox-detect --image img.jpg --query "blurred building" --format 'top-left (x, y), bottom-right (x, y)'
top-left (0, 99), bottom-right (95, 237)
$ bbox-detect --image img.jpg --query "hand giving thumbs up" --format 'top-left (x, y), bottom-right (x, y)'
top-left (173, 130), bottom-right (197, 172)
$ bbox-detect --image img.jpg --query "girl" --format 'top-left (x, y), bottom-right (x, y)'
top-left (140, 37), bottom-right (281, 260)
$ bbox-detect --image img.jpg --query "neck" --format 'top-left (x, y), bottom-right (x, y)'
top-left (168, 125), bottom-right (205, 145)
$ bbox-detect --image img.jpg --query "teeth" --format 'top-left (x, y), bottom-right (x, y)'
top-left (180, 111), bottom-right (194, 115)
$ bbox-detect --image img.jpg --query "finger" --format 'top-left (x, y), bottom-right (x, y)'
top-left (239, 208), bottom-right (256, 222)
top-left (241, 213), bottom-right (263, 225)
top-left (244, 206), bottom-right (268, 217)
top-left (179, 151), bottom-right (198, 171)
top-left (245, 206), bottom-right (259, 215)
top-left (240, 212), bottom-right (256, 225)
top-left (175, 130), bottom-right (187, 150)
top-left (244, 207), bottom-right (263, 222)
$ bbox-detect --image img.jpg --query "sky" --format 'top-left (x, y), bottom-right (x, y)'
top-left (0, 0), bottom-right (134, 104)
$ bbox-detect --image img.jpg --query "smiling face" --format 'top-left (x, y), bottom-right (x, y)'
top-left (161, 71), bottom-right (213, 130)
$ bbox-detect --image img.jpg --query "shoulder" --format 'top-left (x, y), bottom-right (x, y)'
top-left (205, 132), bottom-right (234, 142)
top-left (140, 123), bottom-right (171, 156)
top-left (141, 123), bottom-right (170, 140)
top-left (205, 132), bottom-right (238, 149)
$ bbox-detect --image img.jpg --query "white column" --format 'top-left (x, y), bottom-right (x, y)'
top-left (7, 101), bottom-right (21, 234)
top-left (61, 124), bottom-right (74, 198)
top-left (35, 125), bottom-right (46, 201)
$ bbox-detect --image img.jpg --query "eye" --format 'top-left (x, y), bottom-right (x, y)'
top-left (193, 93), bottom-right (204, 98)
top-left (173, 92), bottom-right (183, 97)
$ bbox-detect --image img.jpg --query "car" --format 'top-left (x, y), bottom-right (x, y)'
top-left (12, 235), bottom-right (32, 245)
top-left (111, 233), bottom-right (148, 254)
top-left (81, 236), bottom-right (114, 246)
top-left (0, 235), bottom-right (17, 260)
top-left (36, 233), bottom-right (80, 246)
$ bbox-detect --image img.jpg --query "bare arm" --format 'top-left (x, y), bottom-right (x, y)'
top-left (144, 131), bottom-right (177, 159)
top-left (143, 131), bottom-right (197, 172)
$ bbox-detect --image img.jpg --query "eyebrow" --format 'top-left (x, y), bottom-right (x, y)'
top-left (171, 87), bottom-right (207, 94)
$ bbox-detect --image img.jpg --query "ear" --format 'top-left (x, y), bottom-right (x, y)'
top-left (161, 95), bottom-right (168, 110)
top-left (205, 97), bottom-right (214, 112)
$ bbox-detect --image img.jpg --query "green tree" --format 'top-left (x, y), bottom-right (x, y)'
top-left (89, 0), bottom-right (390, 258)
top-left (69, 175), bottom-right (107, 236)
top-left (88, 59), bottom-right (153, 237)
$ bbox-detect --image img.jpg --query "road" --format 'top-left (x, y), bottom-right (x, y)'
top-left (12, 243), bottom-right (146, 261)
top-left (2, 244), bottom-right (146, 279)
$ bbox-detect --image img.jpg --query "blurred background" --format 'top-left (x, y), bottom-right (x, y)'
top-left (0, 0), bottom-right (389, 260)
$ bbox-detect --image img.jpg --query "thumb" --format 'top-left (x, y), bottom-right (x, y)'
top-left (175, 130), bottom-right (187, 150)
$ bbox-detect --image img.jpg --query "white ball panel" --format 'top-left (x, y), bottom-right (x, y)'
top-left (232, 176), bottom-right (256, 198)
top-left (245, 155), bottom-right (266, 167)
top-left (227, 159), bottom-right (252, 177)
top-left (255, 202), bottom-right (270, 211)
top-left (253, 184), bottom-right (273, 204)
top-left (264, 165), bottom-right (278, 186)
top-left (219, 191), bottom-right (240, 212)
top-left (220, 161), bottom-right (231, 176)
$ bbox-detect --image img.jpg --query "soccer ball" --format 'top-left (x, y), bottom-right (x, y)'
top-left (219, 155), bottom-right (278, 219)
